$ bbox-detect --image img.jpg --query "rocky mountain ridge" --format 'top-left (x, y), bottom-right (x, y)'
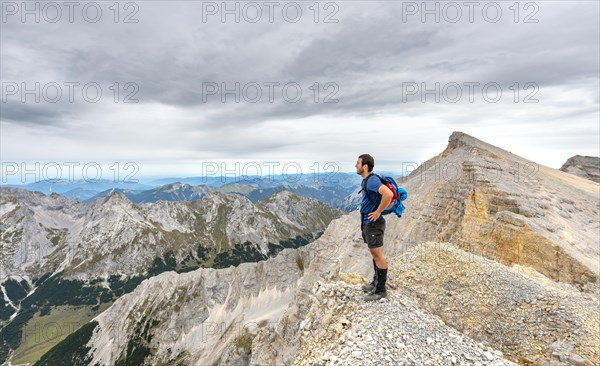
top-left (0, 189), bottom-right (340, 283)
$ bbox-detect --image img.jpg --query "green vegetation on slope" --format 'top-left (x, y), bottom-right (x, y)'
top-left (33, 320), bottom-right (98, 366)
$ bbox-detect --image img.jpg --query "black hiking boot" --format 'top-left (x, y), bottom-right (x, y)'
top-left (364, 266), bottom-right (387, 301)
top-left (361, 259), bottom-right (377, 293)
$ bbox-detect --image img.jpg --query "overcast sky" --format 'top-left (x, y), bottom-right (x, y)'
top-left (1, 1), bottom-right (598, 182)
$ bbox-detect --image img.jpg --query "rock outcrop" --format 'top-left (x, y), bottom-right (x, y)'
top-left (559, 155), bottom-right (600, 183)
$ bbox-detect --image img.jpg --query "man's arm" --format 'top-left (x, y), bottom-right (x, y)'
top-left (367, 185), bottom-right (394, 221)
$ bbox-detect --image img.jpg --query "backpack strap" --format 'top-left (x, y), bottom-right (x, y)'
top-left (358, 173), bottom-right (374, 194)
top-left (359, 173), bottom-right (379, 207)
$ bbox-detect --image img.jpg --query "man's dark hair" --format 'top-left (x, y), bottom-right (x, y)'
top-left (358, 154), bottom-right (375, 172)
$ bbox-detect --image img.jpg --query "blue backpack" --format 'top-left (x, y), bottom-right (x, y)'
top-left (359, 173), bottom-right (408, 218)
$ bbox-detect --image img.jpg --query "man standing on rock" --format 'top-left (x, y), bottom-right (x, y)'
top-left (355, 154), bottom-right (394, 301)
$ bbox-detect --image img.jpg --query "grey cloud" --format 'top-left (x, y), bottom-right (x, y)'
top-left (0, 1), bottom-right (598, 167)
top-left (0, 103), bottom-right (66, 126)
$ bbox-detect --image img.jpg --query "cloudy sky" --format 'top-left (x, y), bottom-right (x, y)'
top-left (1, 1), bottom-right (598, 182)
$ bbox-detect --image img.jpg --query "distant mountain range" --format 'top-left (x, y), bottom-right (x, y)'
top-left (1, 172), bottom-right (383, 211)
top-left (0, 179), bottom-right (153, 196)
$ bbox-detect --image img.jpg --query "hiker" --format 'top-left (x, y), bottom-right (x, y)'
top-left (355, 154), bottom-right (394, 301)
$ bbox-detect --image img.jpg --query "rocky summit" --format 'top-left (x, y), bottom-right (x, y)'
top-left (12, 131), bottom-right (599, 366)
top-left (559, 155), bottom-right (600, 183)
top-left (261, 242), bottom-right (598, 365)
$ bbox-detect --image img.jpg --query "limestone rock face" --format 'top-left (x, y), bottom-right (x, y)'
top-left (383, 131), bottom-right (599, 288)
top-left (560, 155), bottom-right (600, 183)
top-left (85, 248), bottom-right (309, 366)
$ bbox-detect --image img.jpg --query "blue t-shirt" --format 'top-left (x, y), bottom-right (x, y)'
top-left (360, 174), bottom-right (383, 224)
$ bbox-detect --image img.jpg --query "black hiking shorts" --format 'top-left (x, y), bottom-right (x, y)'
top-left (361, 218), bottom-right (385, 249)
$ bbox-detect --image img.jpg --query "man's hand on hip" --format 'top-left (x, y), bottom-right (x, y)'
top-left (368, 210), bottom-right (381, 222)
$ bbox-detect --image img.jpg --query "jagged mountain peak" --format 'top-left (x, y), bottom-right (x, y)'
top-left (447, 131), bottom-right (504, 150)
top-left (447, 131), bottom-right (488, 149)
top-left (101, 189), bottom-right (132, 205)
top-left (449, 130), bottom-right (478, 144)
top-left (443, 131), bottom-right (519, 161)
